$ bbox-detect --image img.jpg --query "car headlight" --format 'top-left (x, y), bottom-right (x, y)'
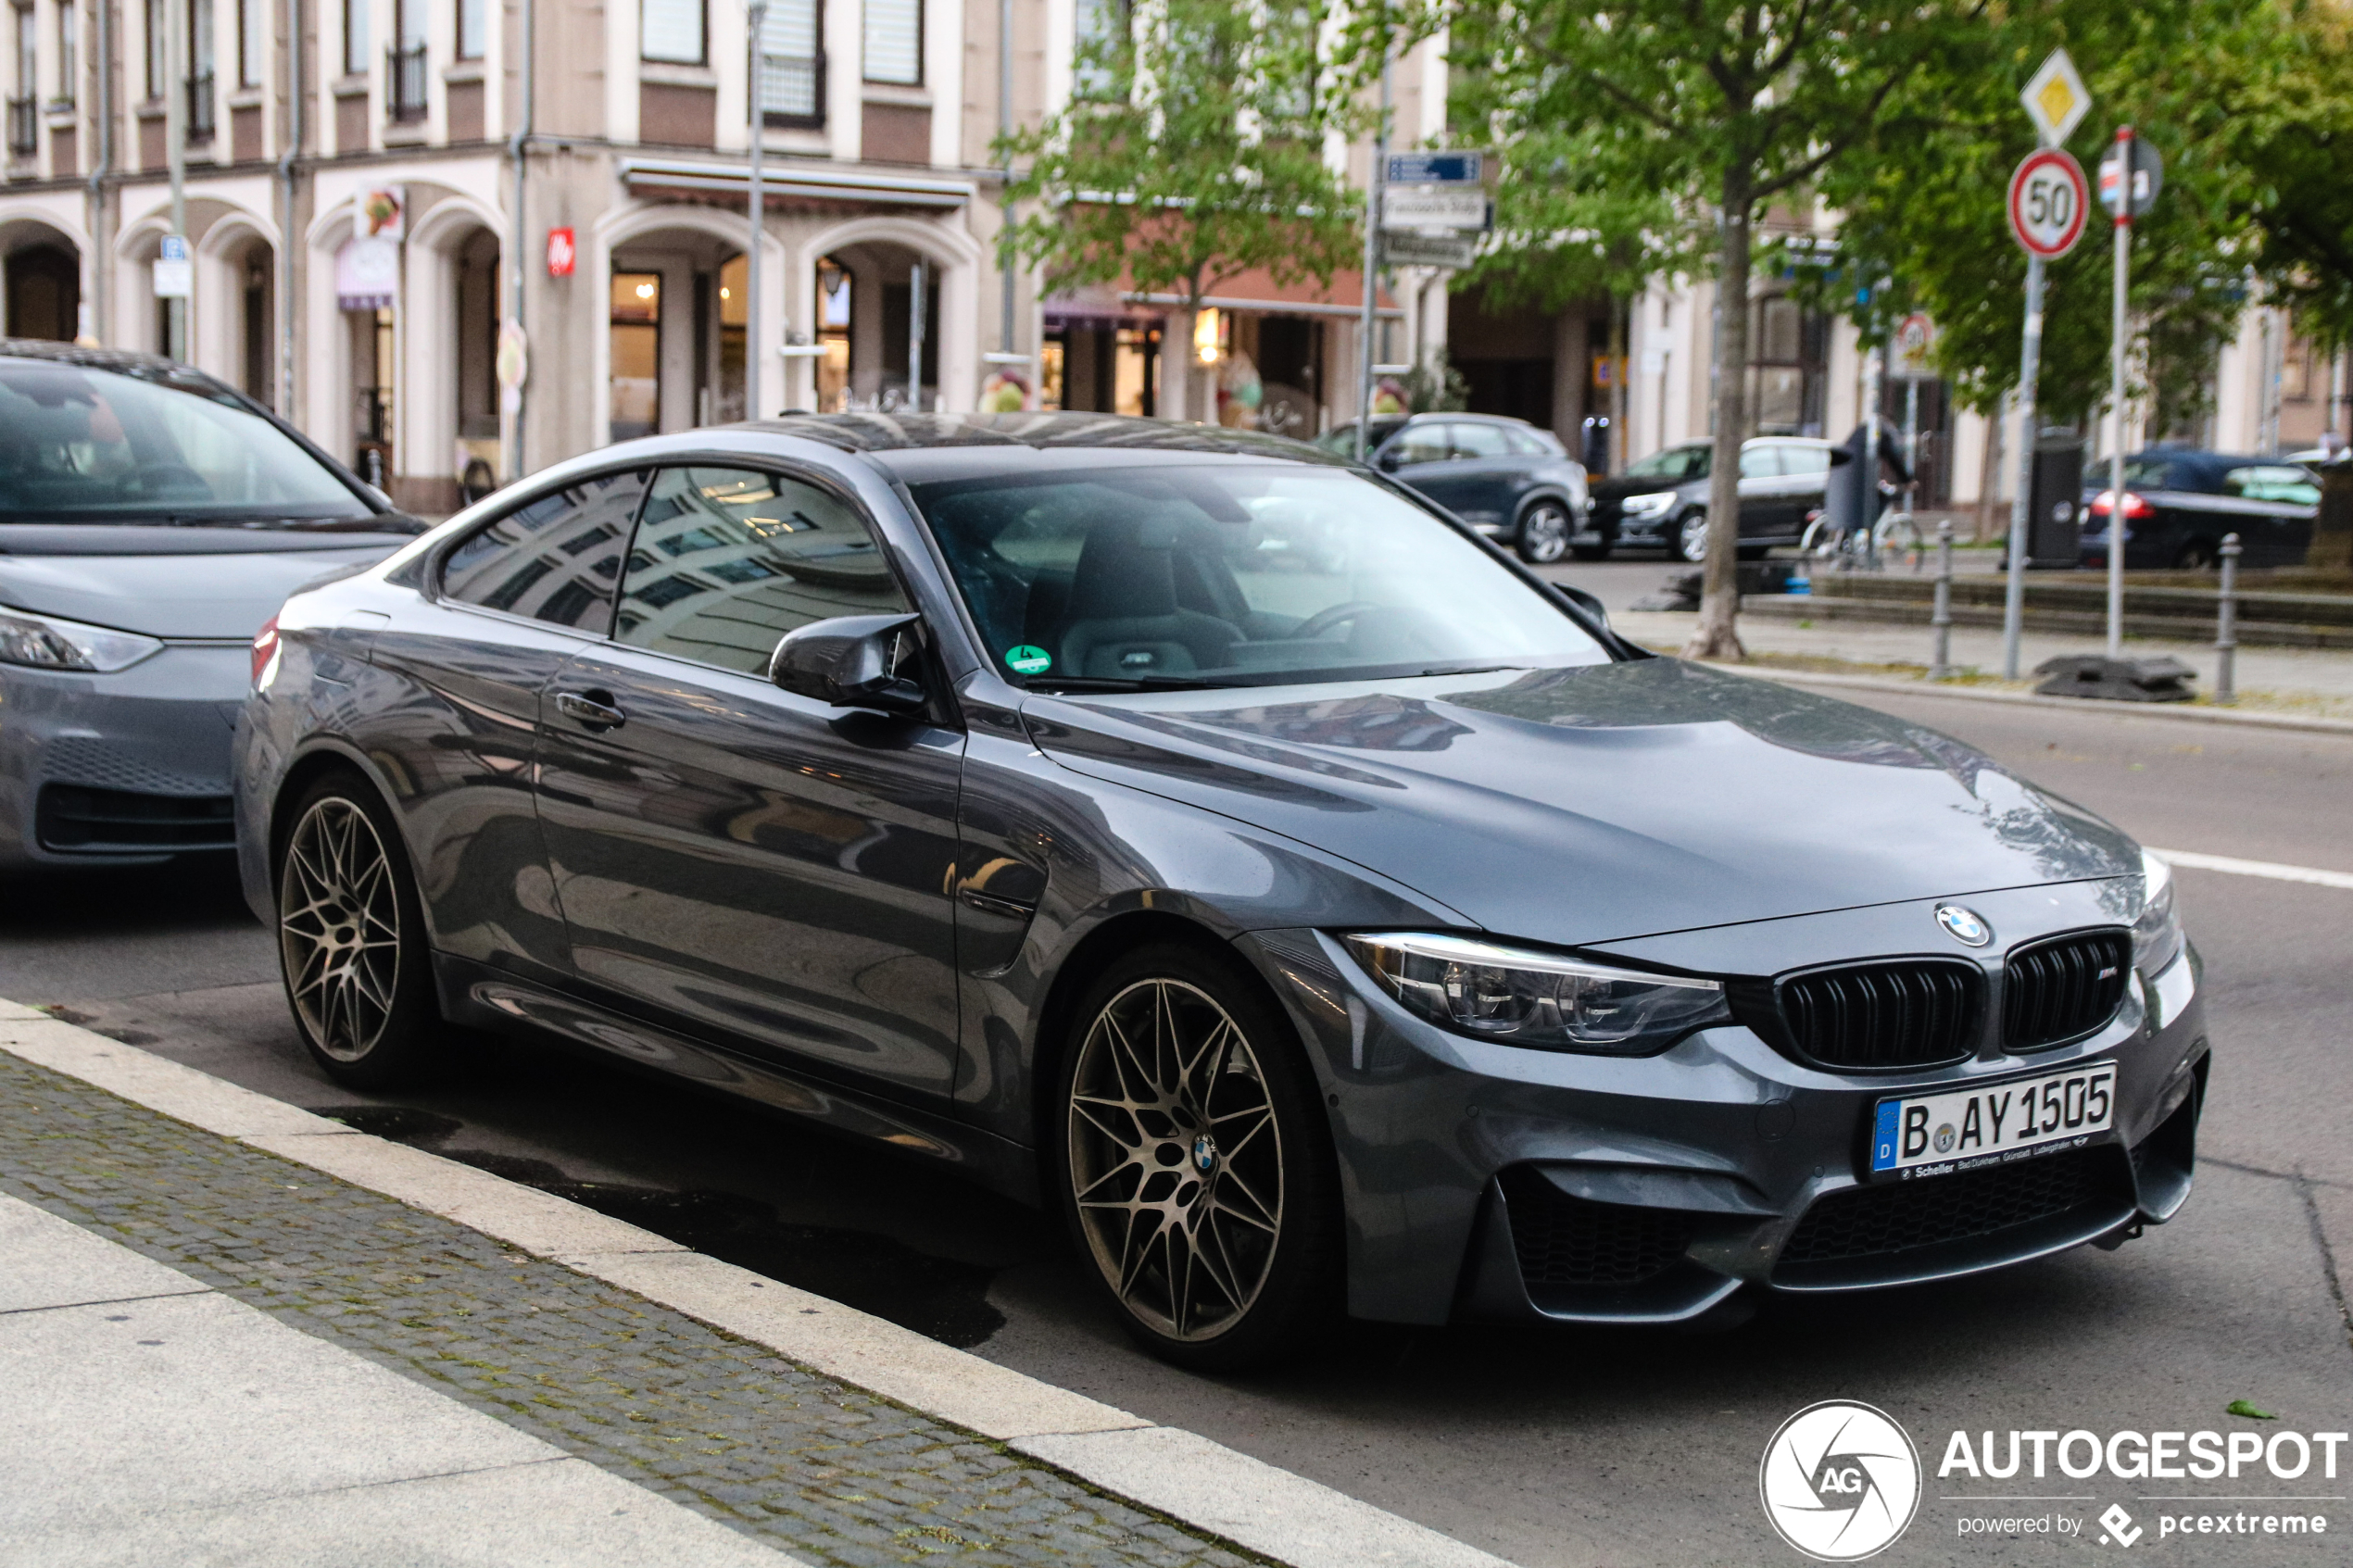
top-left (1621, 491), bottom-right (1680, 518)
top-left (1343, 932), bottom-right (1730, 1054)
top-left (0, 607), bottom-right (164, 672)
top-left (2133, 848), bottom-right (2183, 975)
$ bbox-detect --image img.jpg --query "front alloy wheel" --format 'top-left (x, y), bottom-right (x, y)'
top-left (1677, 511), bottom-right (1712, 562)
top-left (1516, 501), bottom-right (1572, 564)
top-left (277, 777), bottom-right (442, 1085)
top-left (1060, 948), bottom-right (1336, 1367)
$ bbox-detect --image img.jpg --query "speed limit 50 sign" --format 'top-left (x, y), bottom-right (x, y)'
top-left (2007, 148), bottom-right (2089, 259)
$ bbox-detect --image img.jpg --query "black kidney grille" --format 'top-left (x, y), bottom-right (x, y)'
top-left (2005, 929), bottom-right (2132, 1050)
top-left (1772, 960), bottom-right (1982, 1071)
top-left (1778, 1146), bottom-right (2124, 1267)
top-left (1500, 1168), bottom-right (1696, 1288)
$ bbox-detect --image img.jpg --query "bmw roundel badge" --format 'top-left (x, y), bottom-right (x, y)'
top-left (1934, 904), bottom-right (1992, 947)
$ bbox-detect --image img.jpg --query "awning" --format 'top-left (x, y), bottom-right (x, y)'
top-left (618, 157), bottom-right (975, 210)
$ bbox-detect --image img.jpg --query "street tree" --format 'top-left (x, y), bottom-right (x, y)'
top-left (997, 0), bottom-right (1364, 423)
top-left (1451, 0), bottom-right (1994, 659)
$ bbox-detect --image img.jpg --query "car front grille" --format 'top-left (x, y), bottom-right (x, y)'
top-left (2004, 929), bottom-right (2132, 1050)
top-left (1778, 1146), bottom-right (2125, 1267)
top-left (34, 784), bottom-right (236, 853)
top-left (1500, 1167), bottom-right (1696, 1288)
top-left (1752, 960), bottom-right (1983, 1072)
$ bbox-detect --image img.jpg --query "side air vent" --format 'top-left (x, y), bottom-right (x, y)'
top-left (2004, 928), bottom-right (2133, 1051)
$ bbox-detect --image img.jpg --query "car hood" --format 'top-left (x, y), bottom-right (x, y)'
top-left (1021, 659), bottom-right (2138, 947)
top-left (0, 531), bottom-right (407, 637)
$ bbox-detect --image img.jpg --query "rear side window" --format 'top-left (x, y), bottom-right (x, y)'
top-left (1448, 422), bottom-right (1512, 458)
top-left (2223, 466), bottom-right (2321, 505)
top-left (1502, 426), bottom-right (1554, 458)
top-left (1779, 445), bottom-right (1831, 475)
top-left (613, 466), bottom-right (911, 676)
top-left (439, 469), bottom-right (650, 632)
top-left (1739, 445), bottom-right (1783, 479)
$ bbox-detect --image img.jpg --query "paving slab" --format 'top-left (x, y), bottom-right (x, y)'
top-left (0, 1190), bottom-right (207, 1314)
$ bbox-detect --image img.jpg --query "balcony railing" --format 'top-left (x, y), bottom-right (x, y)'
top-left (184, 71), bottom-right (214, 143)
top-left (6, 97), bottom-right (36, 159)
top-left (757, 54), bottom-right (824, 127)
top-left (388, 44), bottom-right (428, 123)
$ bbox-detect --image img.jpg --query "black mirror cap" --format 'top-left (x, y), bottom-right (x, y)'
top-left (769, 611), bottom-right (929, 714)
top-left (1375, 449), bottom-right (1403, 471)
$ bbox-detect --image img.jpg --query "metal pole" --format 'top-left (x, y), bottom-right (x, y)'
top-left (2106, 125), bottom-right (2133, 659)
top-left (1353, 45), bottom-right (1388, 460)
top-left (1862, 343), bottom-right (1881, 567)
top-left (87, 0), bottom-right (114, 345)
top-left (276, 0), bottom-right (301, 416)
top-left (1903, 373), bottom-right (1920, 520)
top-left (505, 0), bottom-right (535, 479)
top-left (2003, 253), bottom-right (2045, 679)
top-left (166, 0), bottom-right (187, 359)
top-left (908, 259), bottom-right (925, 412)
top-left (999, 0), bottom-right (1015, 358)
top-left (1931, 520), bottom-right (1954, 681)
top-left (747, 0), bottom-right (765, 419)
top-left (2215, 533), bottom-right (2240, 705)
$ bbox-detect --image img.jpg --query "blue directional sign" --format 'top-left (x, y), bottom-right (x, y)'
top-left (158, 235), bottom-right (187, 262)
top-left (1385, 152), bottom-right (1482, 185)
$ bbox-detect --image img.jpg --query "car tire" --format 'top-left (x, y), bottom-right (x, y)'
top-left (274, 771), bottom-right (446, 1088)
top-left (1515, 501), bottom-right (1573, 564)
top-left (1676, 511), bottom-right (1712, 563)
top-left (1054, 941), bottom-right (1340, 1371)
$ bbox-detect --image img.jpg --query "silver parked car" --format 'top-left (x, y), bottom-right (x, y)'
top-left (0, 342), bottom-right (421, 869)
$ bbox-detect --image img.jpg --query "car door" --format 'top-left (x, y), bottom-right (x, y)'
top-left (1775, 443), bottom-right (1833, 539)
top-left (1735, 443), bottom-right (1789, 540)
top-left (1378, 420), bottom-right (1464, 512)
top-left (532, 463), bottom-right (967, 1098)
top-left (1432, 420), bottom-right (1522, 530)
top-left (361, 465), bottom-right (651, 976)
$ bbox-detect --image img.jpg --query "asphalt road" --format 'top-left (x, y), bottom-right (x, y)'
top-left (5, 685), bottom-right (2349, 1567)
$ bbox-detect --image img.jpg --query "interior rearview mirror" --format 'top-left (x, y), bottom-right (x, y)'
top-left (769, 612), bottom-right (928, 715)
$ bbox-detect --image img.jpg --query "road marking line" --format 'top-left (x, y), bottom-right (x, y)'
top-left (2150, 849), bottom-right (2353, 891)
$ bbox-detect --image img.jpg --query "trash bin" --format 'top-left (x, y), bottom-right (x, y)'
top-left (2027, 436), bottom-right (2084, 568)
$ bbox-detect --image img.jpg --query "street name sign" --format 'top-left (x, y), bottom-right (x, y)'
top-left (1380, 230), bottom-right (1478, 270)
top-left (1381, 187), bottom-right (1490, 232)
top-left (1385, 151), bottom-right (1482, 185)
top-left (2007, 149), bottom-right (2089, 259)
top-left (2020, 49), bottom-right (2091, 148)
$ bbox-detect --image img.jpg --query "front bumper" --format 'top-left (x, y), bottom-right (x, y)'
top-left (1240, 900), bottom-right (2208, 1327)
top-left (0, 646), bottom-right (250, 868)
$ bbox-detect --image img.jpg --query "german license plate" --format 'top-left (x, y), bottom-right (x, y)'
top-left (1869, 1062), bottom-right (2116, 1181)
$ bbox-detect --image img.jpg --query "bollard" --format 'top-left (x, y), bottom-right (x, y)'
top-left (2215, 533), bottom-right (2240, 706)
top-left (1930, 521), bottom-right (1955, 681)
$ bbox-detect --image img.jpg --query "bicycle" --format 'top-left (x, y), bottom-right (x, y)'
top-left (1799, 507), bottom-right (1927, 572)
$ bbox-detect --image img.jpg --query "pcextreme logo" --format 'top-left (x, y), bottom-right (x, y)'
top-left (1760, 1400), bottom-right (1924, 1561)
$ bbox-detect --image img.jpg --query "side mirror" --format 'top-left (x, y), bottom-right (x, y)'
top-left (1375, 448), bottom-right (1403, 472)
top-left (768, 612), bottom-right (928, 714)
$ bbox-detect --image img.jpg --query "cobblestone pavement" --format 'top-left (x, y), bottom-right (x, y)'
top-left (0, 1050), bottom-right (1265, 1568)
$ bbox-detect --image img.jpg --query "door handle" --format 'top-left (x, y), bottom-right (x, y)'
top-left (553, 689), bottom-right (626, 730)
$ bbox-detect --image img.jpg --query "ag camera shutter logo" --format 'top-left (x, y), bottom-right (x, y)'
top-left (1760, 1400), bottom-right (1922, 1561)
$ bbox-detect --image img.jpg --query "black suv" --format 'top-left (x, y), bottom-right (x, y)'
top-left (1316, 414), bottom-right (1592, 563)
top-left (1589, 436), bottom-right (1841, 560)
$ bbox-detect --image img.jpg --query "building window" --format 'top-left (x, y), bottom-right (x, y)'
top-left (388, 0), bottom-right (424, 119)
top-left (862, 0), bottom-right (917, 85)
top-left (758, 0), bottom-right (822, 123)
top-left (7, 5), bottom-right (32, 158)
top-left (1073, 0), bottom-right (1121, 99)
top-left (343, 0), bottom-right (367, 77)
top-left (145, 0), bottom-right (164, 98)
top-left (639, 0), bottom-right (701, 63)
top-left (187, 0), bottom-right (214, 142)
top-left (456, 0), bottom-right (484, 59)
top-left (1746, 293), bottom-right (1827, 438)
top-left (238, 0), bottom-right (260, 85)
top-left (56, 3), bottom-right (75, 107)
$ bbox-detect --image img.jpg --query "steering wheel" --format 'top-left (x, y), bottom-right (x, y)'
top-left (1290, 600), bottom-right (1384, 640)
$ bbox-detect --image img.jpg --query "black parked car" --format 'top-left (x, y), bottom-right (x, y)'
top-left (2081, 450), bottom-right (2320, 570)
top-left (237, 413), bottom-right (2204, 1371)
top-left (1589, 436), bottom-right (1842, 561)
top-left (1315, 413), bottom-right (1591, 563)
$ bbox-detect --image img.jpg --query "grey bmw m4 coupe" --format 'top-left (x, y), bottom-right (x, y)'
top-left (235, 412), bottom-right (2208, 1369)
top-left (0, 342), bottom-right (419, 869)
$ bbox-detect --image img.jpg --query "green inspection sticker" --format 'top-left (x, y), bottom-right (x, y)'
top-left (1004, 645), bottom-right (1053, 675)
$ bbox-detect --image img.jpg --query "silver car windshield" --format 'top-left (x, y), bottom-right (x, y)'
top-left (0, 359), bottom-right (372, 524)
top-left (911, 463), bottom-right (1614, 688)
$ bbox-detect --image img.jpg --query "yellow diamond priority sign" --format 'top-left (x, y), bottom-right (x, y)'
top-left (2021, 49), bottom-right (2091, 148)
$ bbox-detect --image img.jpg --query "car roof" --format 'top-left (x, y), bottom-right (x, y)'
top-left (743, 410), bottom-right (1338, 462)
top-left (0, 337), bottom-right (245, 401)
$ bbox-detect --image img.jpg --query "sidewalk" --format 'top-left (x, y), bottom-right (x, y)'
top-left (0, 1003), bottom-right (1508, 1568)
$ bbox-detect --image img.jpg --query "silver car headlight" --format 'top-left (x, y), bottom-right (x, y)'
top-left (0, 606), bottom-right (164, 672)
top-left (2133, 848), bottom-right (2183, 975)
top-left (1343, 932), bottom-right (1730, 1054)
top-left (1621, 490), bottom-right (1680, 518)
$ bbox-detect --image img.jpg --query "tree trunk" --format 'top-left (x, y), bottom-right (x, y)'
top-left (1683, 172), bottom-right (1753, 660)
top-left (2307, 458), bottom-right (2353, 574)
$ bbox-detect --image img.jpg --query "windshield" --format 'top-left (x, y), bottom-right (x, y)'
top-left (1623, 444), bottom-right (1709, 482)
top-left (909, 463), bottom-right (1613, 689)
top-left (0, 359), bottom-right (374, 525)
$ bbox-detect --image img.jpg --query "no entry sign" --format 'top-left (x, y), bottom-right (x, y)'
top-left (2008, 149), bottom-right (2089, 259)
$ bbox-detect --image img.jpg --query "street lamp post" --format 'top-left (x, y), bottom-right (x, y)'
top-left (748, 0), bottom-right (767, 419)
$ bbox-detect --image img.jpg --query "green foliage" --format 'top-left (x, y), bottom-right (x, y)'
top-left (2229, 3), bottom-right (2353, 349)
top-left (1399, 348), bottom-right (1471, 412)
top-left (994, 0), bottom-right (1364, 314)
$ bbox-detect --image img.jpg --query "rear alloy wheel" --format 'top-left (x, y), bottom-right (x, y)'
top-left (1677, 511), bottom-right (1712, 562)
top-left (1516, 501), bottom-right (1573, 564)
top-left (1058, 945), bottom-right (1337, 1369)
top-left (276, 775), bottom-right (443, 1086)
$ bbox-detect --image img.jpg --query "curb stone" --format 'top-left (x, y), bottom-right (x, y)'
top-left (1704, 664), bottom-right (2353, 735)
top-left (0, 1001), bottom-right (1516, 1568)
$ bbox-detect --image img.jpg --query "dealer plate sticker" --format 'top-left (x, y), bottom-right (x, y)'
top-left (1869, 1061), bottom-right (2116, 1180)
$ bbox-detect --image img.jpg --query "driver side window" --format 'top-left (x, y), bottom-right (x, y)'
top-left (1388, 425), bottom-right (1451, 467)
